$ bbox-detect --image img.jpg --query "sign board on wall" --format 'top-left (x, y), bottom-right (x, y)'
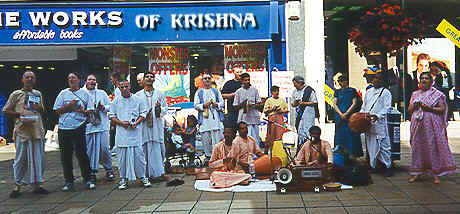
top-left (271, 70), bottom-right (294, 98)
top-left (224, 44), bottom-right (268, 97)
top-left (0, 2), bottom-right (275, 45)
top-left (148, 46), bottom-right (190, 105)
top-left (407, 38), bottom-right (455, 77)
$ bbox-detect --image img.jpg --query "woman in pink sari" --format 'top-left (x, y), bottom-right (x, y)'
top-left (408, 72), bottom-right (456, 184)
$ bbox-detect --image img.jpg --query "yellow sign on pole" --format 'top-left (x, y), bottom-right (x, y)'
top-left (436, 19), bottom-right (460, 48)
top-left (324, 84), bottom-right (335, 106)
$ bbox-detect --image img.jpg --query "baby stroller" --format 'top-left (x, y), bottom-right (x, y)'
top-left (164, 127), bottom-right (203, 171)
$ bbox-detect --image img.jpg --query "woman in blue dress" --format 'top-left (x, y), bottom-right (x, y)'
top-left (333, 75), bottom-right (363, 158)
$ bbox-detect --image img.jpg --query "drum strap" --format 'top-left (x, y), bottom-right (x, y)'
top-left (369, 88), bottom-right (384, 112)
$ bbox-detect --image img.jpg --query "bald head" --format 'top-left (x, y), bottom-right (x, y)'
top-left (22, 71), bottom-right (36, 90)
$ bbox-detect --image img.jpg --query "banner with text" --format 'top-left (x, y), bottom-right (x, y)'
top-left (148, 46), bottom-right (190, 105)
top-left (0, 2), bottom-right (277, 45)
top-left (224, 44), bottom-right (268, 97)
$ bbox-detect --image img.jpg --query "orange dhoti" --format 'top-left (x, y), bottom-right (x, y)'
top-left (266, 114), bottom-right (285, 148)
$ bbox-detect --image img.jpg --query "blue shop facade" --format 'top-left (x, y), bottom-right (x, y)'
top-left (0, 0), bottom-right (287, 106)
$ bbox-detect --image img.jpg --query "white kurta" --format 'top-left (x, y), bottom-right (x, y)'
top-left (109, 95), bottom-right (147, 180)
top-left (194, 88), bottom-right (224, 157)
top-left (291, 86), bottom-right (317, 142)
top-left (361, 87), bottom-right (392, 168)
top-left (135, 89), bottom-right (167, 178)
top-left (84, 89), bottom-right (112, 172)
top-left (233, 87), bottom-right (262, 146)
top-left (109, 95), bottom-right (146, 148)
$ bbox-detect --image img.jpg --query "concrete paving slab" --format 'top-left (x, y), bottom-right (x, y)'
top-left (267, 208), bottom-right (307, 214)
top-left (228, 208), bottom-right (267, 214)
top-left (344, 206), bottom-right (389, 214)
top-left (88, 200), bottom-right (129, 214)
top-left (424, 204), bottom-right (460, 213)
top-left (199, 192), bottom-right (233, 201)
top-left (304, 200), bottom-right (342, 208)
top-left (302, 192), bottom-right (338, 201)
top-left (340, 199), bottom-right (379, 206)
top-left (12, 203), bottom-right (56, 213)
top-left (155, 201), bottom-right (196, 212)
top-left (190, 209), bottom-right (229, 214)
top-left (192, 200), bottom-right (231, 210)
top-left (230, 200), bottom-right (266, 209)
top-left (307, 207), bottom-right (348, 214)
top-left (47, 202), bottom-right (93, 214)
top-left (118, 200), bottom-right (160, 213)
top-left (384, 205), bottom-right (432, 214)
top-left (233, 192), bottom-right (266, 201)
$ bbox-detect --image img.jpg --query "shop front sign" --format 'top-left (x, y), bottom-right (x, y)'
top-left (0, 2), bottom-right (276, 45)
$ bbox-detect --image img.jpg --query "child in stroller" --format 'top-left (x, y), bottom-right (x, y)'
top-left (164, 115), bottom-right (202, 170)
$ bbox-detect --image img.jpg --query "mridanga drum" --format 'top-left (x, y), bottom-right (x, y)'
top-left (348, 112), bottom-right (371, 133)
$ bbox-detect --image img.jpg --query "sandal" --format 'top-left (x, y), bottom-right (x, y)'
top-left (408, 175), bottom-right (418, 183)
top-left (434, 176), bottom-right (441, 184)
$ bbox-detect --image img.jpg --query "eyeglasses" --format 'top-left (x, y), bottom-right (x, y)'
top-left (203, 77), bottom-right (211, 80)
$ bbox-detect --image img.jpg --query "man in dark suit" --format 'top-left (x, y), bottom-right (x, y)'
top-left (431, 61), bottom-right (454, 120)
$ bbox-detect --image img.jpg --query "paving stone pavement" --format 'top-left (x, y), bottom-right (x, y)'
top-left (1, 123), bottom-right (460, 213)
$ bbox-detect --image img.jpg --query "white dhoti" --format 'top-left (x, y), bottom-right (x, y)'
top-left (247, 124), bottom-right (261, 147)
top-left (201, 129), bottom-right (224, 157)
top-left (86, 131), bottom-right (113, 173)
top-left (117, 146), bottom-right (146, 181)
top-left (14, 136), bottom-right (45, 185)
top-left (143, 141), bottom-right (165, 178)
top-left (365, 134), bottom-right (392, 169)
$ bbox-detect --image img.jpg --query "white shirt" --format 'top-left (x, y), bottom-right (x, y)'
top-left (109, 95), bottom-right (146, 147)
top-left (135, 89), bottom-right (167, 144)
top-left (194, 88), bottom-right (224, 132)
top-left (233, 87), bottom-right (261, 125)
top-left (84, 88), bottom-right (111, 134)
top-left (53, 88), bottom-right (94, 130)
top-left (361, 87), bottom-right (392, 137)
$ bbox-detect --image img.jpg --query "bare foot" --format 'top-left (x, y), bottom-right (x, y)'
top-left (433, 176), bottom-right (441, 184)
top-left (408, 175), bottom-right (418, 183)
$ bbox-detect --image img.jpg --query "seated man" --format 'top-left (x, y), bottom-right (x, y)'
top-left (294, 126), bottom-right (333, 167)
top-left (209, 127), bottom-right (243, 172)
top-left (209, 126), bottom-right (251, 188)
top-left (233, 121), bottom-right (264, 171)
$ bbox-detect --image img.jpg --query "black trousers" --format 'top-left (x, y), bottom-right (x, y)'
top-left (58, 124), bottom-right (91, 183)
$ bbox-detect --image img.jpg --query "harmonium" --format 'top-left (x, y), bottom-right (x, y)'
top-left (275, 166), bottom-right (330, 193)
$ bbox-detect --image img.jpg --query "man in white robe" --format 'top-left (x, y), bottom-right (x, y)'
top-left (291, 76), bottom-right (318, 149)
top-left (84, 74), bottom-right (114, 182)
top-left (2, 71), bottom-right (49, 198)
top-left (109, 80), bottom-right (152, 190)
top-left (233, 73), bottom-right (263, 147)
top-left (361, 72), bottom-right (393, 177)
top-left (194, 72), bottom-right (224, 163)
top-left (135, 72), bottom-right (168, 179)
